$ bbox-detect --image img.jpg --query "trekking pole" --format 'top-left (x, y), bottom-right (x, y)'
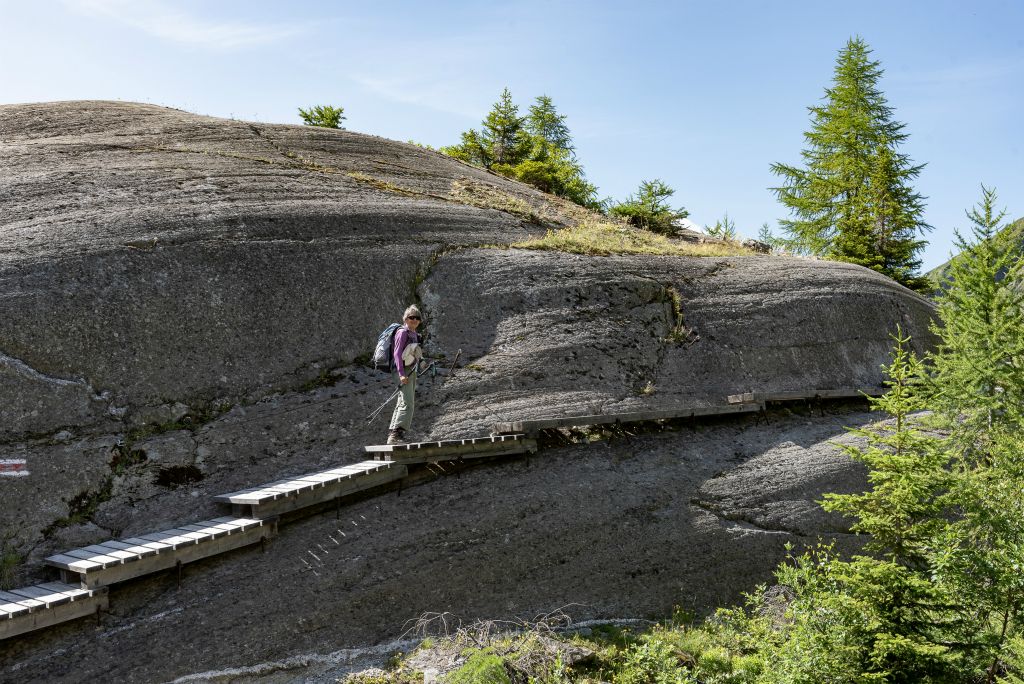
top-left (364, 359), bottom-right (440, 424)
top-left (445, 349), bottom-right (462, 380)
top-left (365, 387), bottom-right (402, 423)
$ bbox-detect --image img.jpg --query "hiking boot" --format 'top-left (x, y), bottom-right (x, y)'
top-left (386, 429), bottom-right (406, 445)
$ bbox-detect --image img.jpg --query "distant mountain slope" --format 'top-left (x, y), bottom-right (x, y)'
top-left (927, 216), bottom-right (1024, 289)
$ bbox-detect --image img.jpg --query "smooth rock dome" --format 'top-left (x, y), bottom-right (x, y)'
top-left (0, 101), bottom-right (937, 681)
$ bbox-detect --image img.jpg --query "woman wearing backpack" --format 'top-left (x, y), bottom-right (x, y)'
top-left (388, 305), bottom-right (423, 445)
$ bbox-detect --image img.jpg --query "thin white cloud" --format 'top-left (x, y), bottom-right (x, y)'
top-left (64, 0), bottom-right (304, 49)
top-left (351, 74), bottom-right (483, 120)
top-left (890, 57), bottom-right (1024, 89)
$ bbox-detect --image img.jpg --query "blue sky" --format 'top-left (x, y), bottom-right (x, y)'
top-left (2, 0), bottom-right (1021, 270)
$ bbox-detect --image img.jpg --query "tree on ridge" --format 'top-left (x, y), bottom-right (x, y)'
top-left (771, 37), bottom-right (930, 289)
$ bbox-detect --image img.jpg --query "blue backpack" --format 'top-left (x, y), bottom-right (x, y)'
top-left (372, 323), bottom-right (402, 371)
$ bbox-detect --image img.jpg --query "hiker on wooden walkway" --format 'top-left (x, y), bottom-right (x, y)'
top-left (388, 305), bottom-right (423, 445)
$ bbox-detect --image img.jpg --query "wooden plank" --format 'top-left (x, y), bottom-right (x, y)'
top-left (373, 440), bottom-right (537, 465)
top-left (176, 524), bottom-right (230, 539)
top-left (210, 516), bottom-right (261, 530)
top-left (8, 586), bottom-right (73, 608)
top-left (0, 592), bottom-right (44, 610)
top-left (236, 466), bottom-right (407, 519)
top-left (118, 537), bottom-right (174, 552)
top-left (36, 583), bottom-right (92, 600)
top-left (0, 602), bottom-right (29, 618)
top-left (97, 540), bottom-right (161, 558)
top-left (49, 521), bottom-right (275, 589)
top-left (292, 474), bottom-right (341, 484)
top-left (219, 487), bottom-right (285, 503)
top-left (215, 463), bottom-right (392, 505)
top-left (0, 587), bottom-right (107, 641)
top-left (60, 549), bottom-right (122, 567)
top-left (161, 529), bottom-right (209, 544)
top-left (324, 462), bottom-right (380, 472)
top-left (492, 404), bottom-right (762, 435)
top-left (365, 435), bottom-right (529, 453)
top-left (79, 544), bottom-right (137, 562)
top-left (137, 532), bottom-right (200, 549)
top-left (44, 553), bottom-right (104, 573)
top-left (45, 518), bottom-right (271, 588)
top-left (759, 388), bottom-right (884, 403)
top-left (0, 590), bottom-right (42, 611)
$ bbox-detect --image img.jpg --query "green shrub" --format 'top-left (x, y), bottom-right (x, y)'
top-left (617, 631), bottom-right (694, 684)
top-left (298, 104), bottom-right (346, 129)
top-left (446, 650), bottom-right (510, 684)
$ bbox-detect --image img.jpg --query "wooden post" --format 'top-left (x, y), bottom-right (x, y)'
top-left (176, 560), bottom-right (183, 589)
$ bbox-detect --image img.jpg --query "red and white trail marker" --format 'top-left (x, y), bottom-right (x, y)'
top-left (0, 459), bottom-right (28, 477)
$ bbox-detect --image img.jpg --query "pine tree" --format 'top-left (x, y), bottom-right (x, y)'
top-left (440, 88), bottom-right (530, 168)
top-left (823, 330), bottom-right (952, 568)
top-left (925, 187), bottom-right (1024, 682)
top-left (810, 332), bottom-right (960, 681)
top-left (481, 87), bottom-right (531, 167)
top-left (609, 180), bottom-right (688, 235)
top-left (525, 95), bottom-right (573, 153)
top-left (927, 186), bottom-right (1024, 452)
top-left (771, 37), bottom-right (929, 289)
top-left (298, 104), bottom-right (346, 129)
top-left (441, 90), bottom-right (599, 209)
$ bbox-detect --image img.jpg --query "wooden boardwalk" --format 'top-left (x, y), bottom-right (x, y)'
top-left (728, 388), bottom-right (884, 404)
top-left (492, 403), bottom-right (761, 436)
top-left (365, 434), bottom-right (537, 464)
top-left (495, 388), bottom-right (884, 436)
top-left (215, 461), bottom-right (407, 518)
top-left (1, 583), bottom-right (107, 640)
top-left (45, 517), bottom-right (275, 589)
top-left (4, 385), bottom-right (883, 641)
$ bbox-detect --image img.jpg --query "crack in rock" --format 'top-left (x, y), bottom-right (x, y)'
top-left (0, 350), bottom-right (93, 390)
top-left (691, 498), bottom-right (803, 536)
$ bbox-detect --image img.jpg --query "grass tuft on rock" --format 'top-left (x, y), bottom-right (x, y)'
top-left (512, 220), bottom-right (754, 257)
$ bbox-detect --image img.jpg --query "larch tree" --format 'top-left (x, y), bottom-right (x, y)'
top-left (442, 90), bottom-right (599, 209)
top-left (297, 104), bottom-right (346, 129)
top-left (609, 179), bottom-right (688, 235)
top-left (771, 37), bottom-right (930, 289)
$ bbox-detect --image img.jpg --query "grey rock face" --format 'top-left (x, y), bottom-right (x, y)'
top-left (2, 408), bottom-right (874, 683)
top-left (0, 102), bottom-right (938, 681)
top-left (419, 249), bottom-right (935, 437)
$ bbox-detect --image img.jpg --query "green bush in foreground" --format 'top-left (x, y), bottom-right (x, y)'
top-left (446, 650), bottom-right (511, 684)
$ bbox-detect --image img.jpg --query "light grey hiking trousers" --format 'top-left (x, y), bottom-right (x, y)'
top-left (388, 370), bottom-right (416, 432)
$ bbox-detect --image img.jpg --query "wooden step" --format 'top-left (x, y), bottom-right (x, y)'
top-left (0, 582), bottom-right (108, 640)
top-left (364, 434), bottom-right (537, 464)
top-left (492, 403), bottom-right (762, 436)
top-left (45, 517), bottom-right (276, 589)
top-left (214, 460), bottom-right (407, 518)
top-left (728, 388), bottom-right (885, 404)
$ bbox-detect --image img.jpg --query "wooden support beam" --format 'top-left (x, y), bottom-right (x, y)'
top-left (494, 388), bottom-right (886, 435)
top-left (217, 465), bottom-right (408, 519)
top-left (0, 584), bottom-right (108, 641)
top-left (46, 518), bottom-right (276, 589)
top-left (368, 439), bottom-right (538, 464)
top-left (491, 403), bottom-right (762, 436)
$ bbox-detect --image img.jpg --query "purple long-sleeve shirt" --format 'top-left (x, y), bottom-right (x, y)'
top-left (392, 326), bottom-right (420, 377)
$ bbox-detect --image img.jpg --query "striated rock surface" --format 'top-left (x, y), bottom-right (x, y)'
top-left (0, 101), bottom-right (937, 682)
